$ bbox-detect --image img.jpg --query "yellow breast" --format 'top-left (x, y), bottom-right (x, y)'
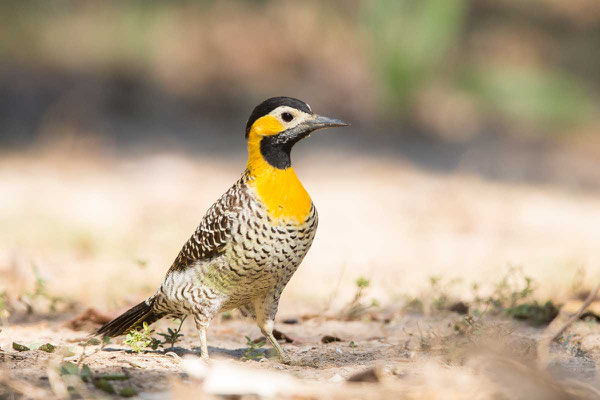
top-left (248, 165), bottom-right (312, 225)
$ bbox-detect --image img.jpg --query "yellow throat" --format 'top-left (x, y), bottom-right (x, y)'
top-left (245, 115), bottom-right (312, 225)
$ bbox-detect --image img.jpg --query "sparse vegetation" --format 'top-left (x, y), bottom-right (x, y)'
top-left (470, 267), bottom-right (561, 326)
top-left (119, 387), bottom-right (138, 397)
top-left (19, 265), bottom-right (67, 315)
top-left (0, 291), bottom-right (10, 323)
top-left (243, 335), bottom-right (266, 361)
top-left (157, 317), bottom-right (187, 349)
top-left (486, 267), bottom-right (536, 311)
top-left (403, 268), bottom-right (561, 328)
top-left (122, 318), bottom-right (187, 353)
top-left (12, 342), bottom-right (29, 352)
top-left (505, 301), bottom-right (559, 326)
top-left (38, 343), bottom-right (56, 353)
top-left (339, 277), bottom-right (379, 320)
top-left (124, 322), bottom-right (161, 353)
top-left (60, 360), bottom-right (135, 396)
top-left (60, 362), bottom-right (93, 382)
top-left (451, 314), bottom-right (484, 337)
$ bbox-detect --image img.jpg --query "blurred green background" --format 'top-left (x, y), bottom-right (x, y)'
top-left (1, 0), bottom-right (599, 186)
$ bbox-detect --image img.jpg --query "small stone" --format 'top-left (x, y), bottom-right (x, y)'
top-left (448, 302), bottom-right (469, 315)
top-left (82, 338), bottom-right (101, 346)
top-left (321, 335), bottom-right (342, 344)
top-left (347, 367), bottom-right (382, 383)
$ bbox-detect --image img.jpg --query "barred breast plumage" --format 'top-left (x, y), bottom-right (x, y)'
top-left (154, 170), bottom-right (318, 322)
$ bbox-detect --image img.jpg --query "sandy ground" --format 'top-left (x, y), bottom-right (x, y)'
top-left (2, 147), bottom-right (600, 398)
top-left (2, 309), bottom-right (600, 399)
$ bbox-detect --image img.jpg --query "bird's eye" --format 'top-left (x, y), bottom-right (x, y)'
top-left (281, 112), bottom-right (294, 122)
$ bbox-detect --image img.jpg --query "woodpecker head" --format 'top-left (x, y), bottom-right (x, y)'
top-left (245, 96), bottom-right (349, 170)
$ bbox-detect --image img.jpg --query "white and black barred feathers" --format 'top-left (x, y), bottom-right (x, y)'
top-left (168, 171), bottom-right (251, 272)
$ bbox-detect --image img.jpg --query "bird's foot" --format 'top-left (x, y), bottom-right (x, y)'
top-left (277, 350), bottom-right (292, 365)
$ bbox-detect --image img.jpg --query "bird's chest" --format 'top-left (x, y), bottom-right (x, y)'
top-left (230, 200), bottom-right (318, 275)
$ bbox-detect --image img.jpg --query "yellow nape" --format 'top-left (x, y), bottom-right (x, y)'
top-left (246, 118), bottom-right (312, 225)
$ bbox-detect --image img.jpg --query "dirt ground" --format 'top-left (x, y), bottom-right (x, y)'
top-left (2, 308), bottom-right (600, 399)
top-left (2, 147), bottom-right (600, 398)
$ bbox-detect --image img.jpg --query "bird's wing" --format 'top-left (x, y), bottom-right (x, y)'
top-left (168, 179), bottom-right (247, 272)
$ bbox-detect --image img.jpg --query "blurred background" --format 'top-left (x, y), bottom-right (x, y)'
top-left (1, 0), bottom-right (600, 314)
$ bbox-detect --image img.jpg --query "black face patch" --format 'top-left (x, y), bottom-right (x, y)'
top-left (258, 121), bottom-right (315, 170)
top-left (259, 134), bottom-right (294, 170)
top-left (245, 97), bottom-right (312, 138)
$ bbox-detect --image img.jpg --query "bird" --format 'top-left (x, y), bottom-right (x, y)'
top-left (97, 96), bottom-right (348, 363)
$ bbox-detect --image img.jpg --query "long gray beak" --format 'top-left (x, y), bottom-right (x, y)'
top-left (277, 113), bottom-right (349, 145)
top-left (305, 114), bottom-right (350, 131)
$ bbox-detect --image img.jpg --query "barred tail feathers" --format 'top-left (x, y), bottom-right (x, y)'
top-left (96, 298), bottom-right (163, 337)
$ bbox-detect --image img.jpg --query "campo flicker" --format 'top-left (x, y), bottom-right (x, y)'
top-left (97, 97), bottom-right (348, 363)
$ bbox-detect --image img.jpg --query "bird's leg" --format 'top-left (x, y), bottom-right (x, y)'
top-left (258, 319), bottom-right (290, 364)
top-left (254, 298), bottom-right (290, 364)
top-left (194, 317), bottom-right (210, 361)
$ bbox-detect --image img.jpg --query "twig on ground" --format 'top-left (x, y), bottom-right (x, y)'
top-left (77, 337), bottom-right (107, 367)
top-left (537, 283), bottom-right (600, 368)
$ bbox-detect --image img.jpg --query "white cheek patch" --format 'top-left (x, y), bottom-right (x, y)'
top-left (286, 115), bottom-right (309, 130)
top-left (269, 106), bottom-right (311, 129)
